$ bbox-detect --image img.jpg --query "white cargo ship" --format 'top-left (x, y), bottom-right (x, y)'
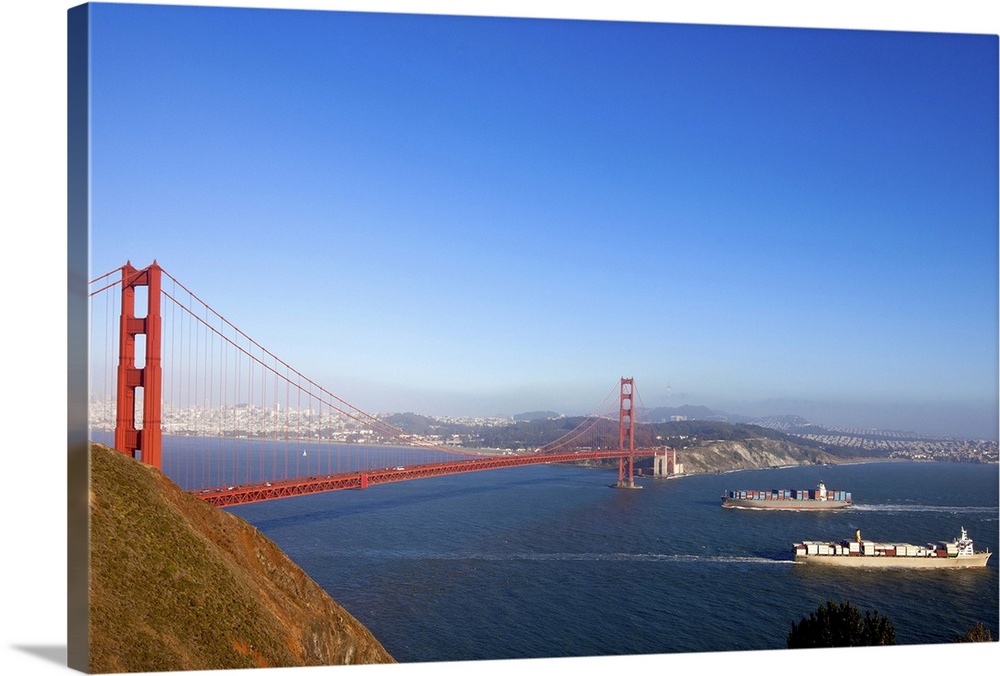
top-left (793, 527), bottom-right (991, 568)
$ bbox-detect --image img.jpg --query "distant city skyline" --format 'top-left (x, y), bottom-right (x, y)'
top-left (82, 2), bottom-right (997, 442)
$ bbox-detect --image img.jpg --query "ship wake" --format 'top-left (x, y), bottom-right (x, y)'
top-left (852, 504), bottom-right (996, 515)
top-left (390, 552), bottom-right (796, 565)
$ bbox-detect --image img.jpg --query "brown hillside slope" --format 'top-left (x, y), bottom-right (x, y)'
top-left (87, 442), bottom-right (395, 673)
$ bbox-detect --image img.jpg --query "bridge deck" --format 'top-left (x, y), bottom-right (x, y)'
top-left (197, 449), bottom-right (658, 507)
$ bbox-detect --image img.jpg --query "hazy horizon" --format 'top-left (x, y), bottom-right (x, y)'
top-left (357, 391), bottom-right (998, 441)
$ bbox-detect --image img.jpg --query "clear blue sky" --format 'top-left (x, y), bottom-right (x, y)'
top-left (85, 2), bottom-right (998, 438)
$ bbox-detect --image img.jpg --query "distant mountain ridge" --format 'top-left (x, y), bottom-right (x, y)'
top-left (513, 410), bottom-right (562, 421)
top-left (597, 406), bottom-right (960, 442)
top-left (644, 405), bottom-right (746, 424)
top-left (385, 406), bottom-right (940, 443)
top-left (381, 405), bottom-right (992, 460)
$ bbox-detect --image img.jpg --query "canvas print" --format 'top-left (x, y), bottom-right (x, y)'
top-left (68, 2), bottom-right (998, 673)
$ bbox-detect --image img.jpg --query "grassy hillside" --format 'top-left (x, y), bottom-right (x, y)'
top-left (87, 442), bottom-right (395, 673)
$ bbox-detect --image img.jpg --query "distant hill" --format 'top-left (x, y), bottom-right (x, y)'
top-left (87, 443), bottom-right (395, 673)
top-left (513, 410), bottom-right (561, 421)
top-left (642, 419), bottom-right (857, 461)
top-left (750, 414), bottom-right (832, 435)
top-left (382, 411), bottom-right (442, 434)
top-left (379, 406), bottom-right (985, 463)
top-left (645, 405), bottom-right (728, 422)
top-left (646, 436), bottom-right (843, 475)
top-left (381, 405), bottom-right (954, 447)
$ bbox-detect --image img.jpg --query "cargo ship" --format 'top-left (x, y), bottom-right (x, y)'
top-left (721, 481), bottom-right (850, 510)
top-left (793, 527), bottom-right (992, 568)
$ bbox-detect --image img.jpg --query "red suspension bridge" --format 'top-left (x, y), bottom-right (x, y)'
top-left (88, 261), bottom-right (678, 507)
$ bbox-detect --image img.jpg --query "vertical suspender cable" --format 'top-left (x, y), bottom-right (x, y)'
top-left (207, 303), bottom-right (215, 487)
top-left (284, 378), bottom-right (291, 479)
top-left (234, 331), bottom-right (242, 483)
top-left (296, 377), bottom-right (302, 477)
top-left (272, 357), bottom-right (278, 481)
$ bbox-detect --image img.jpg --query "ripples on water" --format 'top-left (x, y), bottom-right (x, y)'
top-left (231, 461), bottom-right (998, 665)
top-left (852, 504), bottom-right (998, 514)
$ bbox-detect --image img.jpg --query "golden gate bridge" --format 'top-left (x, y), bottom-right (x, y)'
top-left (88, 261), bottom-right (678, 507)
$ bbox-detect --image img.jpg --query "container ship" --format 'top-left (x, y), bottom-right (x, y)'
top-left (793, 527), bottom-right (992, 568)
top-left (721, 481), bottom-right (850, 510)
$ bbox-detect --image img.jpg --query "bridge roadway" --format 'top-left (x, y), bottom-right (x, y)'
top-left (195, 449), bottom-right (659, 507)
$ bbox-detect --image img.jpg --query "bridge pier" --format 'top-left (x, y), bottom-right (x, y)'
top-left (612, 478), bottom-right (643, 490)
top-left (653, 448), bottom-right (683, 477)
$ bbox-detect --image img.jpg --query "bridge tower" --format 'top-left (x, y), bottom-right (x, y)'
top-left (616, 377), bottom-right (638, 489)
top-left (114, 261), bottom-right (163, 469)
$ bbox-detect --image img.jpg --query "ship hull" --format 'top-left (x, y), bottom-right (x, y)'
top-left (723, 498), bottom-right (850, 510)
top-left (794, 552), bottom-right (991, 568)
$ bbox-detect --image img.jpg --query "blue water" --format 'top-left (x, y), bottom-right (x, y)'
top-left (226, 461), bottom-right (997, 662)
top-left (90, 431), bottom-right (456, 491)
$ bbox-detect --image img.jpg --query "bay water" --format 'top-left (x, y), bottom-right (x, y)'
top-left (227, 460), bottom-right (998, 663)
